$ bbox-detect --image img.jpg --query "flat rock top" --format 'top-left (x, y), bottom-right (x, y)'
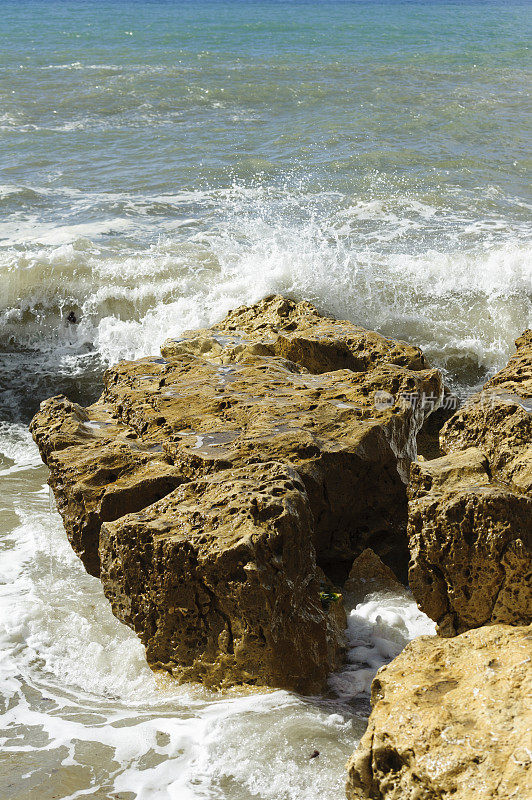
top-left (109, 460), bottom-right (310, 557)
top-left (102, 351), bottom-right (440, 472)
top-left (96, 297), bottom-right (440, 485)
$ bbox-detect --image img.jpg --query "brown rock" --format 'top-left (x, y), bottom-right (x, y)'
top-left (162, 295), bottom-right (429, 374)
top-left (99, 462), bottom-right (344, 693)
top-left (344, 549), bottom-right (404, 605)
top-left (408, 331), bottom-right (532, 634)
top-left (408, 448), bottom-right (531, 635)
top-left (101, 349), bottom-right (441, 582)
top-left (30, 396), bottom-right (182, 576)
top-left (31, 296), bottom-right (443, 691)
top-left (346, 624), bottom-right (532, 800)
top-left (440, 329), bottom-right (532, 493)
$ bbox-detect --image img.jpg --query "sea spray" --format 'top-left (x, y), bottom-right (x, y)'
top-left (1, 1), bottom-right (530, 797)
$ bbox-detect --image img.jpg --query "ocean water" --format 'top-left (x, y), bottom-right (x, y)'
top-left (0, 1), bottom-right (530, 798)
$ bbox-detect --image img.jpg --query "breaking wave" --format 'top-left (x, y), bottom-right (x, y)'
top-left (1, 183), bottom-right (530, 420)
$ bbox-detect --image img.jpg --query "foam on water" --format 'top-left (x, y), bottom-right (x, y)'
top-left (0, 426), bottom-right (432, 800)
top-left (1, 183), bottom-right (530, 415)
top-left (330, 593), bottom-right (436, 701)
top-left (1, 1), bottom-right (531, 795)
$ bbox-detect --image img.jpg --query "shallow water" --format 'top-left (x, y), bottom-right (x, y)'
top-left (0, 1), bottom-right (530, 798)
top-left (0, 424), bottom-right (436, 800)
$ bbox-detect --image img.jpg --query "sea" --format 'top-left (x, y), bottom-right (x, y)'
top-left (0, 1), bottom-right (530, 798)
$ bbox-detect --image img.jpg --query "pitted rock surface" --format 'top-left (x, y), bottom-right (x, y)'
top-left (346, 624), bottom-right (532, 800)
top-left (407, 331), bottom-right (532, 634)
top-left (31, 296), bottom-right (442, 691)
top-left (100, 461), bottom-right (345, 692)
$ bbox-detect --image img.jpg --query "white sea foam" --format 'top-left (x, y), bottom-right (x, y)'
top-left (0, 427), bottom-right (433, 800)
top-left (329, 592), bottom-right (436, 701)
top-left (0, 510), bottom-right (351, 800)
top-left (1, 184), bottom-right (529, 391)
top-left (0, 423), bottom-right (42, 475)
top-left (0, 218), bottom-right (135, 247)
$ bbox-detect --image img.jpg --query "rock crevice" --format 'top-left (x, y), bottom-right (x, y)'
top-left (31, 295), bottom-right (442, 692)
top-left (347, 329), bottom-right (531, 800)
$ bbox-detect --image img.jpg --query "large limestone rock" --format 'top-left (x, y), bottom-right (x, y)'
top-left (408, 331), bottom-right (532, 635)
top-left (346, 623), bottom-right (532, 800)
top-left (31, 296), bottom-right (442, 691)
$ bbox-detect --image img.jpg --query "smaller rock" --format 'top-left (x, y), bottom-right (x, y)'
top-left (344, 549), bottom-right (404, 605)
top-left (408, 447), bottom-right (532, 635)
top-left (346, 623), bottom-right (532, 800)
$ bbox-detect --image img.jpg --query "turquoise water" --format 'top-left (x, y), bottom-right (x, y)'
top-left (1, 0), bottom-right (531, 419)
top-left (0, 2), bottom-right (530, 799)
top-left (2, 1), bottom-right (530, 192)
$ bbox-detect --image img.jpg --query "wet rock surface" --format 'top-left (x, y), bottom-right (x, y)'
top-left (161, 294), bottom-right (429, 375)
top-left (346, 624), bottom-right (532, 800)
top-left (30, 295), bottom-right (442, 692)
top-left (103, 347), bottom-right (441, 583)
top-left (29, 396), bottom-right (183, 577)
